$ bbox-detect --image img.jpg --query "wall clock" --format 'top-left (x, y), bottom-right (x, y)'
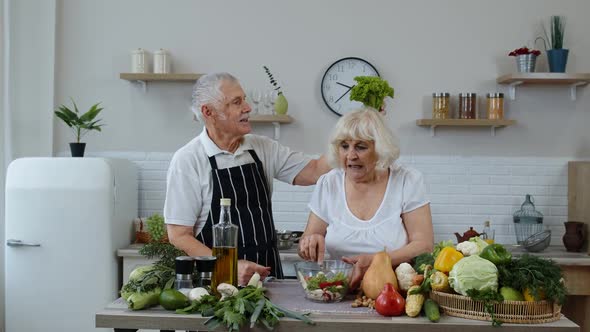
top-left (321, 57), bottom-right (380, 116)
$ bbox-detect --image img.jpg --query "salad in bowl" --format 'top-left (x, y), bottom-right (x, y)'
top-left (294, 260), bottom-right (353, 302)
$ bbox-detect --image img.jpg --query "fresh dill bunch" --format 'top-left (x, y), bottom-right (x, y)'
top-left (498, 254), bottom-right (567, 305)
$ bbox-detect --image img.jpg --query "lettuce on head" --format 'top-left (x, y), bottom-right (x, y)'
top-left (449, 255), bottom-right (498, 296)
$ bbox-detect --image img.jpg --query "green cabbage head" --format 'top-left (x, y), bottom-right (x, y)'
top-left (448, 255), bottom-right (498, 296)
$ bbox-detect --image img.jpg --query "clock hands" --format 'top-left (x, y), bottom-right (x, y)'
top-left (334, 84), bottom-right (356, 103)
top-left (336, 82), bottom-right (352, 89)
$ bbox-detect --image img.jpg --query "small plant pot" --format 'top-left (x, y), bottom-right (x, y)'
top-left (547, 49), bottom-right (569, 73)
top-left (515, 54), bottom-right (537, 73)
top-left (69, 143), bottom-right (86, 157)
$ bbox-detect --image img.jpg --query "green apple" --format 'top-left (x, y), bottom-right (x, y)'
top-left (500, 286), bottom-right (524, 301)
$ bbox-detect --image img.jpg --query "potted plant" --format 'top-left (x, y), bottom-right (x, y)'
top-left (54, 99), bottom-right (104, 157)
top-left (349, 76), bottom-right (394, 113)
top-left (263, 65), bottom-right (288, 115)
top-left (537, 15), bottom-right (568, 72)
top-left (509, 46), bottom-right (541, 73)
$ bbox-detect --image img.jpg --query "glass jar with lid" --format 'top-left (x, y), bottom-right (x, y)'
top-left (486, 93), bottom-right (504, 120)
top-left (513, 194), bottom-right (544, 244)
top-left (458, 93), bottom-right (477, 119)
top-left (432, 93), bottom-right (450, 119)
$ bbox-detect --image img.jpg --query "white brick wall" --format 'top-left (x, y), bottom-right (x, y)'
top-left (89, 151), bottom-right (583, 247)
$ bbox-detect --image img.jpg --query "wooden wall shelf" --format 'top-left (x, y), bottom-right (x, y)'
top-left (250, 114), bottom-right (293, 139)
top-left (497, 73), bottom-right (590, 100)
top-left (120, 73), bottom-right (203, 82)
top-left (119, 72), bottom-right (294, 140)
top-left (120, 73), bottom-right (203, 92)
top-left (416, 119), bottom-right (516, 136)
top-left (249, 114), bottom-right (293, 124)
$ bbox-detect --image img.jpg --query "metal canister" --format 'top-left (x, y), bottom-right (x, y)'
top-left (131, 48), bottom-right (147, 73)
top-left (432, 93), bottom-right (450, 119)
top-left (486, 93), bottom-right (504, 120)
top-left (458, 93), bottom-right (477, 119)
top-left (153, 49), bottom-right (170, 74)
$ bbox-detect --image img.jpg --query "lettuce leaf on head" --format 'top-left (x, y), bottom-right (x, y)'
top-left (349, 76), bottom-right (394, 111)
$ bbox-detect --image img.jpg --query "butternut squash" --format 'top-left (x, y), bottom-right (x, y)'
top-left (361, 250), bottom-right (399, 299)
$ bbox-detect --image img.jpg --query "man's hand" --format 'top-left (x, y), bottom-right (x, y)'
top-left (298, 234), bottom-right (326, 264)
top-left (238, 260), bottom-right (271, 286)
top-left (342, 254), bottom-right (374, 290)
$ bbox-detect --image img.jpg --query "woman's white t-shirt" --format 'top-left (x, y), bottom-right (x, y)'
top-left (308, 165), bottom-right (429, 260)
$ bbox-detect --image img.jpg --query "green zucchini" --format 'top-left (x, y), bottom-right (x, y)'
top-left (424, 299), bottom-right (440, 322)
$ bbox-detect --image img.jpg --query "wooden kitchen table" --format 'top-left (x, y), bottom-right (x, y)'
top-left (96, 280), bottom-right (578, 332)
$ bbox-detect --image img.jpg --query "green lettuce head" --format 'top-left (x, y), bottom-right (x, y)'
top-left (449, 255), bottom-right (498, 296)
top-left (349, 76), bottom-right (394, 111)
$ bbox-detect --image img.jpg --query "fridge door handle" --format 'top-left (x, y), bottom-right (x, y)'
top-left (6, 239), bottom-right (41, 247)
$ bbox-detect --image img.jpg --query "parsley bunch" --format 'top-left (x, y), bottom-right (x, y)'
top-left (177, 286), bottom-right (314, 331)
top-left (466, 288), bottom-right (504, 327)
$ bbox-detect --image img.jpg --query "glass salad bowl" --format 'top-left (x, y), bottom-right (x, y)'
top-left (294, 260), bottom-right (353, 303)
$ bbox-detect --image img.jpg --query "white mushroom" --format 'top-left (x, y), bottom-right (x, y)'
top-left (217, 283), bottom-right (239, 300)
top-left (188, 287), bottom-right (210, 302)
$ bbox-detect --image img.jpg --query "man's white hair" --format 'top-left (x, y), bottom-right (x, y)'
top-left (190, 72), bottom-right (239, 122)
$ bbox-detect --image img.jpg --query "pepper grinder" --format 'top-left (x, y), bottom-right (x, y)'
top-left (194, 256), bottom-right (217, 288)
top-left (175, 256), bottom-right (195, 291)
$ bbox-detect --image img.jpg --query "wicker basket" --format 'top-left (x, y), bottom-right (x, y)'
top-left (430, 291), bottom-right (561, 324)
top-left (134, 231), bottom-right (169, 244)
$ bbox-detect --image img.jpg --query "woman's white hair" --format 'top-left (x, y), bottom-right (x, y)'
top-left (190, 72), bottom-right (239, 122)
top-left (327, 108), bottom-right (400, 169)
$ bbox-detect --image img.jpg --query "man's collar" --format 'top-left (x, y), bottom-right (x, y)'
top-left (200, 128), bottom-right (251, 157)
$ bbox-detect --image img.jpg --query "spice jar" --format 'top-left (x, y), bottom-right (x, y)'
top-left (458, 93), bottom-right (477, 119)
top-left (432, 93), bottom-right (450, 119)
top-left (486, 93), bottom-right (504, 120)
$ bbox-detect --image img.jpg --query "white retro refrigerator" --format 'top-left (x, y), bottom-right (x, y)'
top-left (4, 158), bottom-right (138, 332)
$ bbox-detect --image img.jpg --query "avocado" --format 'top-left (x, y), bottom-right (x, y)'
top-left (159, 289), bottom-right (190, 310)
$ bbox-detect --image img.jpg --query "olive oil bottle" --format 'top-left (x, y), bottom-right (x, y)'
top-left (211, 198), bottom-right (238, 291)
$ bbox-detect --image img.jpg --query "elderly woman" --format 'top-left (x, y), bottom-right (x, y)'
top-left (298, 108), bottom-right (433, 289)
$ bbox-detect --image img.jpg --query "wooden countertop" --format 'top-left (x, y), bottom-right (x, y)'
top-left (509, 245), bottom-right (590, 266)
top-left (96, 281), bottom-right (578, 332)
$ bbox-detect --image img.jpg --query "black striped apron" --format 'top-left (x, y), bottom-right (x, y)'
top-left (196, 149), bottom-right (283, 278)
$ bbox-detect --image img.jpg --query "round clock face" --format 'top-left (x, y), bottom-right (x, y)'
top-left (321, 57), bottom-right (380, 116)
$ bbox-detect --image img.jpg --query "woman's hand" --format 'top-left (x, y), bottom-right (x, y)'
top-left (298, 234), bottom-right (326, 263)
top-left (342, 254), bottom-right (374, 290)
top-left (237, 260), bottom-right (271, 286)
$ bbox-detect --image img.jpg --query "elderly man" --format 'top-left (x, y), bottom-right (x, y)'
top-left (164, 72), bottom-right (329, 285)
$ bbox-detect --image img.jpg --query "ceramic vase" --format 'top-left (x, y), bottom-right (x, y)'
top-left (274, 93), bottom-right (288, 115)
top-left (563, 221), bottom-right (585, 252)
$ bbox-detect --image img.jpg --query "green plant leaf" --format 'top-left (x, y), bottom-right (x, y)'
top-left (54, 111), bottom-right (74, 127)
top-left (54, 99), bottom-right (105, 142)
top-left (79, 103), bottom-right (103, 122)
